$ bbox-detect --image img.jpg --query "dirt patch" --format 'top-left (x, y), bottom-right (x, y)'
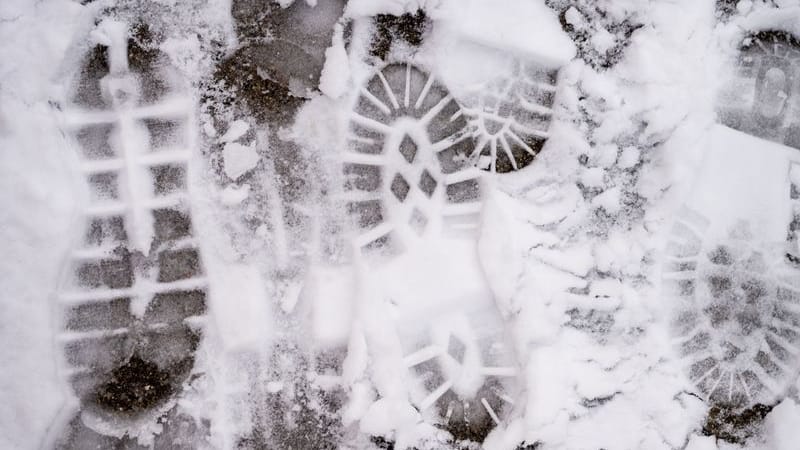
top-left (703, 402), bottom-right (774, 444)
top-left (371, 10), bottom-right (429, 60)
top-left (92, 355), bottom-right (176, 413)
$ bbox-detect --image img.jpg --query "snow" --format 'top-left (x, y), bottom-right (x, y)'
top-left (220, 183), bottom-right (250, 205)
top-left (0, 2), bottom-right (84, 448)
top-left (478, 190), bottom-right (523, 312)
top-left (221, 141), bottom-right (260, 180)
top-left (688, 125), bottom-right (797, 242)
top-left (591, 28), bottom-right (616, 55)
top-left (437, 0), bottom-right (576, 67)
top-left (219, 119), bottom-right (250, 143)
top-left (765, 399), bottom-right (800, 450)
top-left (300, 265), bottom-right (355, 347)
top-left (686, 434), bottom-right (719, 450)
top-left (617, 146), bottom-right (640, 169)
top-left (319, 24), bottom-right (349, 99)
top-left (564, 7), bottom-right (584, 28)
top-left (346, 0), bottom-right (431, 17)
top-left (4, 0), bottom-right (800, 448)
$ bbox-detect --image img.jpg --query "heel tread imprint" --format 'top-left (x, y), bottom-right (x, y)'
top-left (388, 312), bottom-right (519, 444)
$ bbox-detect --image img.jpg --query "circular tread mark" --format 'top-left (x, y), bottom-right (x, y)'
top-left (462, 60), bottom-right (558, 173)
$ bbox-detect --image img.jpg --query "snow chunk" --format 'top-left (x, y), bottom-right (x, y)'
top-left (790, 162), bottom-right (800, 187)
top-left (591, 28), bottom-right (616, 55)
top-left (319, 25), bottom-right (350, 99)
top-left (342, 380), bottom-right (375, 425)
top-left (595, 144), bottom-right (618, 168)
top-left (618, 146), bottom-right (640, 169)
top-left (766, 398), bottom-right (800, 450)
top-left (439, 0), bottom-right (576, 67)
top-left (202, 121), bottom-right (217, 137)
top-left (737, 1), bottom-right (753, 14)
top-left (564, 6), bottom-right (584, 28)
top-left (592, 187), bottom-right (621, 214)
top-left (581, 167), bottom-right (606, 188)
top-left (220, 119), bottom-right (250, 143)
top-left (222, 142), bottom-right (259, 180)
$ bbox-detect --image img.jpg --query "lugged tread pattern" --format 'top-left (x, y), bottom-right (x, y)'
top-left (460, 60), bottom-right (559, 173)
top-left (57, 20), bottom-right (207, 426)
top-left (664, 208), bottom-right (800, 408)
top-left (343, 63), bottom-right (483, 255)
top-left (399, 309), bottom-right (519, 444)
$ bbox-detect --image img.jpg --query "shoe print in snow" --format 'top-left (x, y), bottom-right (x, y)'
top-left (665, 24), bottom-right (800, 444)
top-left (50, 19), bottom-right (207, 445)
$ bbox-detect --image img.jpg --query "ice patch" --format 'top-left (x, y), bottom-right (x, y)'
top-left (478, 191), bottom-right (523, 313)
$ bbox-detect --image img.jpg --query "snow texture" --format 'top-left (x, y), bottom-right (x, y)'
top-left (5, 0), bottom-right (800, 449)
